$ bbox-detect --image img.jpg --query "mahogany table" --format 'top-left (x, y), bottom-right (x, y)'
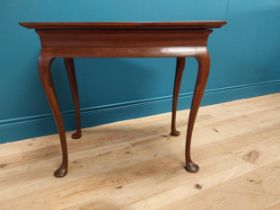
top-left (20, 21), bottom-right (226, 178)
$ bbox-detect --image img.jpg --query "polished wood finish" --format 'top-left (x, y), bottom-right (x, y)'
top-left (185, 52), bottom-right (210, 172)
top-left (20, 21), bottom-right (226, 29)
top-left (39, 56), bottom-right (68, 177)
top-left (20, 21), bottom-right (226, 177)
top-left (171, 57), bottom-right (186, 137)
top-left (64, 58), bottom-right (82, 140)
top-left (1, 94), bottom-right (280, 209)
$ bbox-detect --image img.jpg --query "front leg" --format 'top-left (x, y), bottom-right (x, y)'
top-left (185, 49), bottom-right (210, 173)
top-left (39, 56), bottom-right (68, 178)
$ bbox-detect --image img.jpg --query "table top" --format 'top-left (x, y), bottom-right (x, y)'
top-left (20, 21), bottom-right (226, 30)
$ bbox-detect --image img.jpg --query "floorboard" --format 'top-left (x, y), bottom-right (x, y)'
top-left (0, 93), bottom-right (280, 210)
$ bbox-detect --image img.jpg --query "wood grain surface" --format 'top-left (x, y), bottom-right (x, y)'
top-left (0, 93), bottom-right (279, 210)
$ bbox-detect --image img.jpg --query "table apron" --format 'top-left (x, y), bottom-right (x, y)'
top-left (40, 46), bottom-right (208, 58)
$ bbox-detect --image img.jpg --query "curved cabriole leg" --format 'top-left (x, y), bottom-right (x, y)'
top-left (39, 56), bottom-right (68, 178)
top-left (170, 57), bottom-right (186, 136)
top-left (185, 49), bottom-right (210, 173)
top-left (64, 58), bottom-right (82, 139)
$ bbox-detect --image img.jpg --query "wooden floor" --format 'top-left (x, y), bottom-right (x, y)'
top-left (0, 94), bottom-right (280, 210)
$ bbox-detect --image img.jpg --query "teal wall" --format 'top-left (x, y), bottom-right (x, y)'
top-left (1, 0), bottom-right (280, 143)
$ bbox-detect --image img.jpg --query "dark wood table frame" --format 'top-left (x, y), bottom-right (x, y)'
top-left (20, 21), bottom-right (226, 178)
